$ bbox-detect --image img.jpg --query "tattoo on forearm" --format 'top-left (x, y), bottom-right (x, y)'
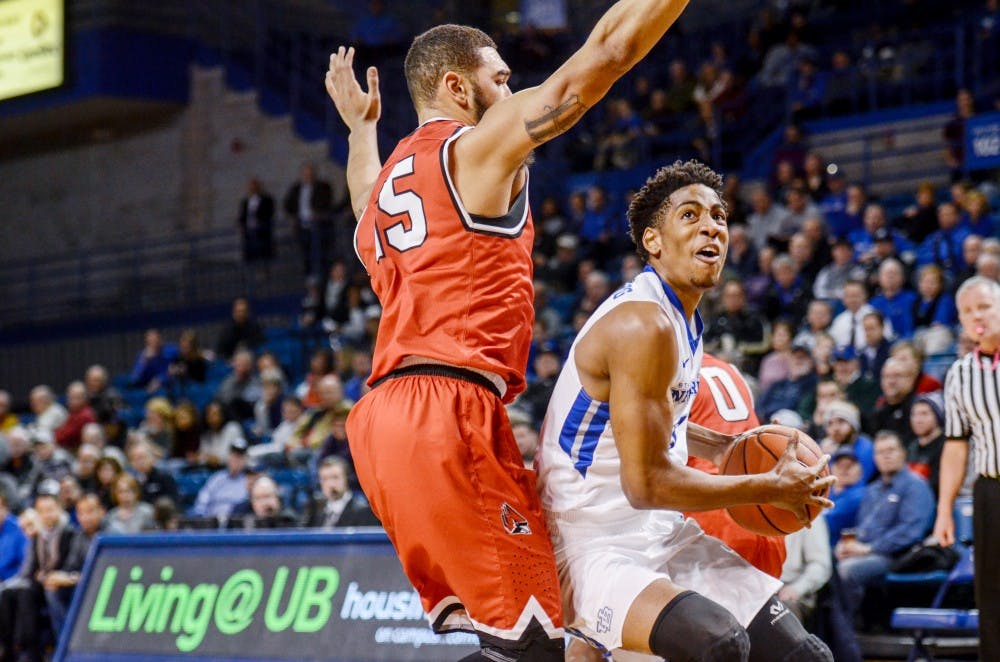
top-left (524, 95), bottom-right (588, 143)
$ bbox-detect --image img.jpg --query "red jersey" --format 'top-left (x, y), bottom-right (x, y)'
top-left (356, 119), bottom-right (535, 401)
top-left (686, 354), bottom-right (787, 579)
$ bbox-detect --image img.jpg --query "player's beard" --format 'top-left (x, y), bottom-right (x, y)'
top-left (471, 81), bottom-right (534, 166)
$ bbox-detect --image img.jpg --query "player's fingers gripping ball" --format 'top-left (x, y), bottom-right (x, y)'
top-left (721, 424), bottom-right (830, 536)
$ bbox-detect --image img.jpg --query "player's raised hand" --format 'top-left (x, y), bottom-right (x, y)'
top-left (325, 46), bottom-right (381, 133)
top-left (768, 433), bottom-right (836, 524)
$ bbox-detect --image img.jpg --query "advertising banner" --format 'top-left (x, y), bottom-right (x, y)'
top-left (56, 531), bottom-right (479, 661)
top-left (0, 0), bottom-right (64, 101)
top-left (965, 112), bottom-right (1000, 172)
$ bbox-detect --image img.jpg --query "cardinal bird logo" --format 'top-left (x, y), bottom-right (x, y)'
top-left (501, 503), bottom-right (532, 535)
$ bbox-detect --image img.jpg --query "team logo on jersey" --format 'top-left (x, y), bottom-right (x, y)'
top-left (670, 379), bottom-right (699, 403)
top-left (501, 503), bottom-right (531, 535)
top-left (596, 606), bottom-right (613, 634)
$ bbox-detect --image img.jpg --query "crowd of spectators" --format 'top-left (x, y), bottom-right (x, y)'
top-left (2, 1), bottom-right (999, 657)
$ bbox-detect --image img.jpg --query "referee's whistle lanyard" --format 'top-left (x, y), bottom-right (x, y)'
top-left (975, 348), bottom-right (1000, 371)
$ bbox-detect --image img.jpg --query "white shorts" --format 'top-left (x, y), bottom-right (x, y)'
top-left (550, 513), bottom-right (782, 657)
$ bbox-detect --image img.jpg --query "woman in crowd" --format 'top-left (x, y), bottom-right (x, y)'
top-left (105, 474), bottom-right (155, 534)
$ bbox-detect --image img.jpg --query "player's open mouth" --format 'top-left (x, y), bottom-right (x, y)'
top-left (695, 245), bottom-right (721, 264)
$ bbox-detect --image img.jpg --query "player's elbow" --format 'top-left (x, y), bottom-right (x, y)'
top-left (621, 472), bottom-right (662, 510)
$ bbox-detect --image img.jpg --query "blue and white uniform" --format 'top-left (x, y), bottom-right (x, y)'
top-left (536, 267), bottom-right (781, 656)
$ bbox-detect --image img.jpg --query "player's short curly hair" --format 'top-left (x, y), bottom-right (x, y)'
top-left (627, 160), bottom-right (725, 262)
top-left (404, 24), bottom-right (497, 108)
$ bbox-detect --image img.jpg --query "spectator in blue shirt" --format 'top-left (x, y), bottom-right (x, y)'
top-left (192, 438), bottom-right (250, 519)
top-left (961, 190), bottom-right (997, 237)
top-left (826, 446), bottom-right (865, 546)
top-left (870, 258), bottom-right (918, 339)
top-left (128, 328), bottom-right (177, 391)
top-left (820, 400), bottom-right (876, 483)
top-left (835, 430), bottom-right (935, 618)
top-left (913, 264), bottom-right (957, 329)
top-left (850, 204), bottom-right (913, 264)
top-left (916, 202), bottom-right (971, 277)
top-left (0, 490), bottom-right (26, 581)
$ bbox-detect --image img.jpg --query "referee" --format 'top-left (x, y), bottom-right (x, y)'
top-left (935, 275), bottom-right (1000, 662)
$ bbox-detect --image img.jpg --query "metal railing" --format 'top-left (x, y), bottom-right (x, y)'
top-left (0, 227), bottom-right (306, 328)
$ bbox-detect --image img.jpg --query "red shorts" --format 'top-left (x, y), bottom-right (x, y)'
top-left (346, 370), bottom-right (564, 643)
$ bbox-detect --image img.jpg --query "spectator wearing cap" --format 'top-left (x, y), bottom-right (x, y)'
top-left (829, 280), bottom-right (895, 351)
top-left (0, 489), bottom-right (26, 581)
top-left (857, 311), bottom-right (892, 382)
top-left (907, 394), bottom-right (946, 498)
top-left (537, 233), bottom-right (581, 294)
top-left (28, 385), bottom-right (67, 434)
top-left (104, 473), bottom-right (155, 535)
top-left (521, 345), bottom-right (562, 427)
top-left (28, 429), bottom-right (73, 499)
top-left (757, 344), bottom-right (817, 421)
top-left (127, 436), bottom-right (178, 508)
top-left (859, 226), bottom-right (912, 291)
top-left (191, 438), bottom-right (251, 519)
top-left (813, 238), bottom-right (864, 301)
top-left (821, 400), bottom-right (875, 483)
top-left (53, 382), bottom-right (96, 453)
top-left (827, 446), bottom-right (866, 546)
top-left (303, 456), bottom-right (379, 528)
top-left (836, 431), bottom-right (935, 620)
top-left (870, 259), bottom-right (918, 340)
top-left (868, 357), bottom-right (918, 441)
top-left (829, 344), bottom-right (880, 414)
top-left (770, 409), bottom-right (806, 430)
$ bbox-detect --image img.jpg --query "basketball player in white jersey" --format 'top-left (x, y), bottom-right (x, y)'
top-left (536, 161), bottom-right (835, 661)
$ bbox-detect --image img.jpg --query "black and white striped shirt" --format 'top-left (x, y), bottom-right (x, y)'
top-left (945, 351), bottom-right (1000, 478)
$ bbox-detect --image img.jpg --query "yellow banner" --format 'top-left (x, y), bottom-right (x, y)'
top-left (0, 0), bottom-right (64, 101)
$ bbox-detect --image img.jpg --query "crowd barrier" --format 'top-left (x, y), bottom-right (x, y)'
top-left (55, 530), bottom-right (479, 661)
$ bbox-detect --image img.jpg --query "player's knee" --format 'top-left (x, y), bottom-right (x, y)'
top-left (746, 596), bottom-right (832, 662)
top-left (648, 590), bottom-right (750, 662)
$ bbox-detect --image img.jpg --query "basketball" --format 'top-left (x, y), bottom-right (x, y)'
top-left (720, 424), bottom-right (829, 537)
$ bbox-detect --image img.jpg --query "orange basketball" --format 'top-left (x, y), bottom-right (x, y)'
top-left (720, 424), bottom-right (829, 537)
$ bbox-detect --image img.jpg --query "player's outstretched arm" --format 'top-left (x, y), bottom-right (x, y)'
top-left (325, 46), bottom-right (382, 220)
top-left (455, 0), bottom-right (689, 177)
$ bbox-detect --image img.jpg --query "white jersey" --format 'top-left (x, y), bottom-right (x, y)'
top-left (537, 267), bottom-right (703, 527)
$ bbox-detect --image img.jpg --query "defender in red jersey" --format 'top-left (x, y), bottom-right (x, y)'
top-left (325, 3), bottom-right (690, 659)
top-left (686, 354), bottom-right (787, 579)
